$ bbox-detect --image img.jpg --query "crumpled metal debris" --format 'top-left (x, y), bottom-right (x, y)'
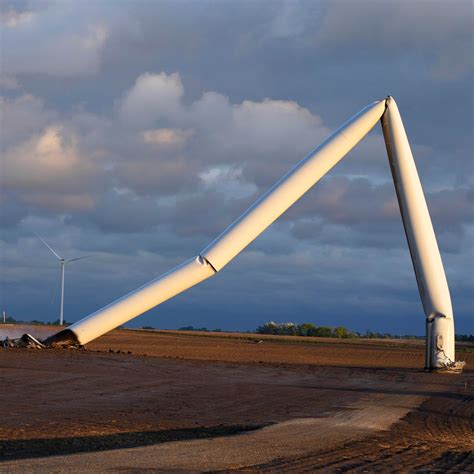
top-left (435, 350), bottom-right (466, 373)
top-left (437, 360), bottom-right (466, 374)
top-left (1, 333), bottom-right (45, 349)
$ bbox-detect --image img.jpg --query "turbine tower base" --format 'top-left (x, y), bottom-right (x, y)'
top-left (425, 316), bottom-right (465, 373)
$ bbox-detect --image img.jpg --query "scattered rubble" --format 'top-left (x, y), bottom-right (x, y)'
top-left (2, 333), bottom-right (45, 349)
top-left (437, 360), bottom-right (466, 374)
top-left (1, 333), bottom-right (85, 350)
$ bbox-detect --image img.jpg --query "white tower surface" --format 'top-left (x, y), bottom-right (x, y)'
top-left (381, 98), bottom-right (455, 369)
top-left (44, 97), bottom-right (461, 372)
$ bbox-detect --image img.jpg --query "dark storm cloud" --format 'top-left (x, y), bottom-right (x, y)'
top-left (316, 0), bottom-right (472, 81)
top-left (0, 0), bottom-right (472, 334)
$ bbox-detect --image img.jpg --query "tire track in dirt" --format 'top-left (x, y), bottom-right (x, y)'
top-left (0, 390), bottom-right (427, 471)
top-left (250, 387), bottom-right (473, 472)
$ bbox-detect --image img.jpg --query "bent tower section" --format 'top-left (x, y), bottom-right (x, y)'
top-left (382, 98), bottom-right (455, 370)
top-left (44, 97), bottom-right (459, 372)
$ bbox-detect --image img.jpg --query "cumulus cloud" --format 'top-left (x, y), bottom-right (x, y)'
top-left (108, 72), bottom-right (335, 198)
top-left (3, 126), bottom-right (96, 190)
top-left (1, 72), bottom-right (334, 233)
top-left (119, 72), bottom-right (184, 127)
top-left (142, 128), bottom-right (194, 149)
top-left (199, 166), bottom-right (257, 200)
top-left (1, 2), bottom-right (108, 76)
top-left (1, 113), bottom-right (105, 218)
top-left (0, 94), bottom-right (57, 147)
top-left (3, 71), bottom-right (470, 248)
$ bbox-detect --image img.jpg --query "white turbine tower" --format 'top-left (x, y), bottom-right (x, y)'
top-left (36, 233), bottom-right (90, 326)
top-left (43, 97), bottom-right (462, 372)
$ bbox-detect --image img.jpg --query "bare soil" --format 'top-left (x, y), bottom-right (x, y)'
top-left (0, 326), bottom-right (472, 471)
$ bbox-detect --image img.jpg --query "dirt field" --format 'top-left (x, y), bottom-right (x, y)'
top-left (1, 326), bottom-right (473, 471)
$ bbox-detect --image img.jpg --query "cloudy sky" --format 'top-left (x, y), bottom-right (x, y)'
top-left (1, 0), bottom-right (472, 335)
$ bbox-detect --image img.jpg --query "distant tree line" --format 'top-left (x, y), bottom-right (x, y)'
top-left (255, 321), bottom-right (473, 342)
top-left (2, 315), bottom-right (472, 341)
top-left (178, 326), bottom-right (222, 332)
top-left (1, 315), bottom-right (71, 326)
top-left (256, 321), bottom-right (357, 338)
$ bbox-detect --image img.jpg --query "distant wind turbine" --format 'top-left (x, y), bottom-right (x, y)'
top-left (36, 233), bottom-right (90, 326)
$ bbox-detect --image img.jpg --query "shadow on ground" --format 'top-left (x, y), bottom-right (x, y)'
top-left (0, 424), bottom-right (264, 461)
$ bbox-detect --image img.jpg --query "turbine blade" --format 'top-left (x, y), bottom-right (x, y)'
top-left (66, 255), bottom-right (91, 263)
top-left (36, 232), bottom-right (62, 261)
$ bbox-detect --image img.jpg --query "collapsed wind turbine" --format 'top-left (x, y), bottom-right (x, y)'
top-left (44, 97), bottom-right (463, 372)
top-left (36, 233), bottom-right (90, 326)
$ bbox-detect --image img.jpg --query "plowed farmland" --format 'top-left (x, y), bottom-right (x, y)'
top-left (1, 326), bottom-right (472, 471)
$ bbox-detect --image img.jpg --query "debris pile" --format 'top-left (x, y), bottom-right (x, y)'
top-left (437, 360), bottom-right (466, 374)
top-left (434, 350), bottom-right (466, 374)
top-left (1, 333), bottom-right (45, 349)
